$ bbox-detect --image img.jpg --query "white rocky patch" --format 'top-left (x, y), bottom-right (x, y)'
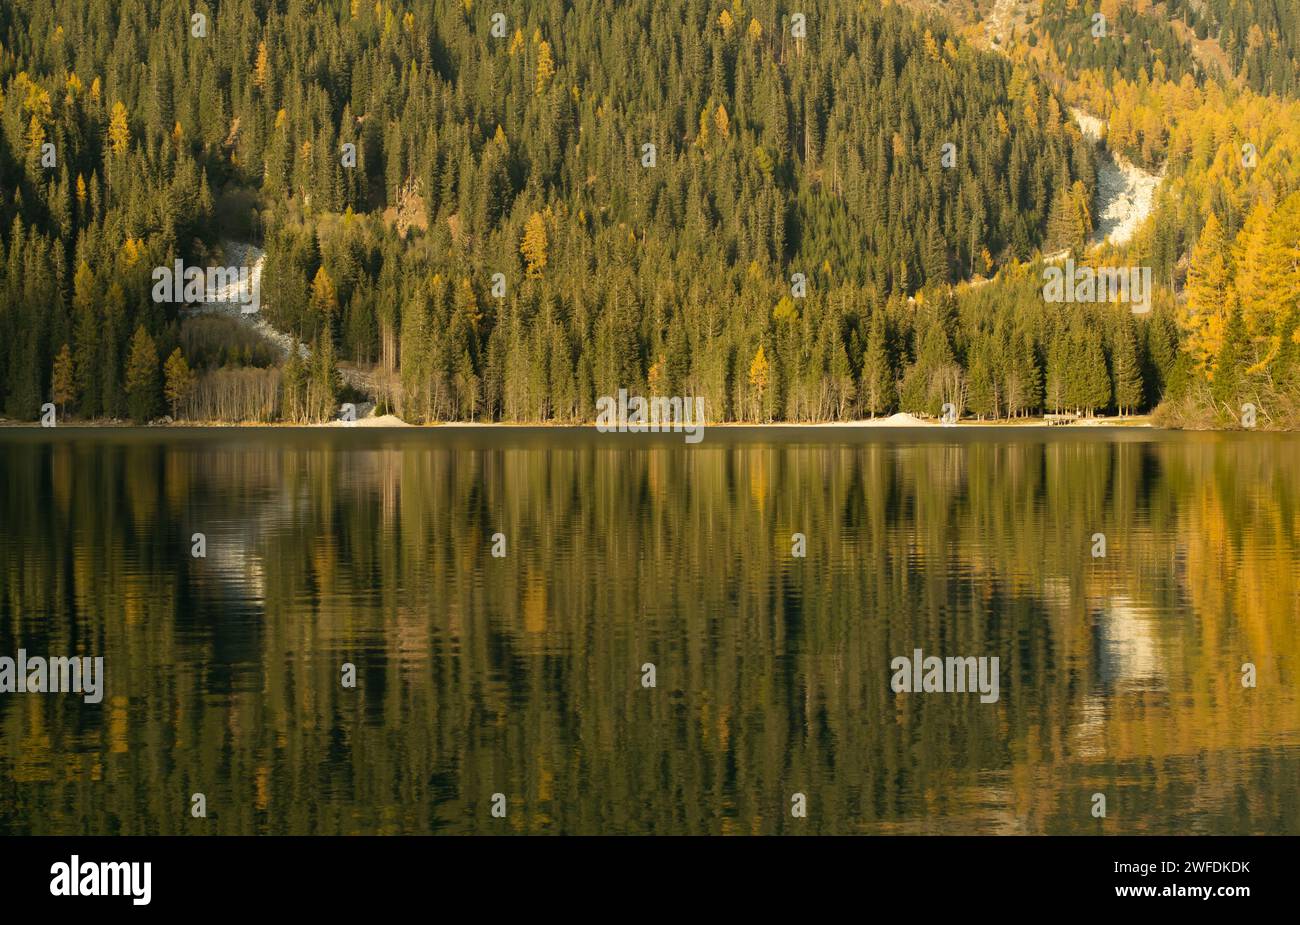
top-left (184, 242), bottom-right (304, 360)
top-left (1070, 108), bottom-right (1163, 248)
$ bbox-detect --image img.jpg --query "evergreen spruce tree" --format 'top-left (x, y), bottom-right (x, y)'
top-left (124, 325), bottom-right (160, 422)
top-left (51, 343), bottom-right (74, 419)
top-left (1211, 296), bottom-right (1249, 410)
top-left (1112, 312), bottom-right (1143, 416)
top-left (163, 348), bottom-right (197, 419)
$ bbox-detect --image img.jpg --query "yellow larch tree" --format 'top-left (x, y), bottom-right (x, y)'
top-left (253, 41), bottom-right (271, 89)
top-left (108, 101), bottom-right (130, 154)
top-left (311, 267), bottom-right (339, 320)
top-left (535, 40), bottom-right (556, 94)
top-left (521, 211), bottom-right (548, 277)
top-left (1181, 212), bottom-right (1232, 371)
top-left (748, 344), bottom-right (770, 420)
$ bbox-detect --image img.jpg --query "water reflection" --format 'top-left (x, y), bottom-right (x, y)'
top-left (0, 428), bottom-right (1297, 834)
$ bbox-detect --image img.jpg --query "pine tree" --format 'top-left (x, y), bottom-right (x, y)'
top-left (1257, 191), bottom-right (1300, 363)
top-left (282, 343), bottom-right (306, 423)
top-left (1046, 325), bottom-right (1068, 413)
top-left (1112, 312), bottom-right (1143, 416)
top-left (1069, 180), bottom-right (1093, 246)
top-left (124, 325), bottom-right (160, 422)
top-left (535, 40), bottom-right (557, 94)
top-left (1232, 199), bottom-right (1274, 342)
top-left (521, 212), bottom-right (549, 278)
top-left (1211, 295), bottom-right (1249, 409)
top-left (1182, 212), bottom-right (1232, 371)
top-left (310, 267), bottom-right (340, 329)
top-left (107, 101), bottom-right (130, 155)
top-left (1005, 334), bottom-right (1042, 418)
top-left (308, 336), bottom-right (341, 421)
top-left (71, 261), bottom-right (99, 416)
top-left (831, 338), bottom-right (855, 419)
top-left (748, 343), bottom-right (770, 421)
top-left (51, 343), bottom-right (74, 419)
top-left (253, 41), bottom-right (271, 90)
top-left (967, 340), bottom-right (997, 419)
top-left (860, 311), bottom-right (895, 416)
top-left (100, 284), bottom-right (126, 419)
top-left (1045, 187), bottom-right (1073, 253)
top-left (163, 348), bottom-right (197, 419)
top-left (923, 213), bottom-right (949, 287)
top-left (1068, 323), bottom-right (1112, 416)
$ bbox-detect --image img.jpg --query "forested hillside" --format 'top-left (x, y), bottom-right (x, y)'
top-left (1005, 0), bottom-right (1300, 427)
top-left (1168, 0), bottom-right (1300, 95)
top-left (0, 0), bottom-right (1296, 426)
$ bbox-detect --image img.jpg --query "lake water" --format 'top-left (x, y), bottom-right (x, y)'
top-left (1, 427), bottom-right (1297, 834)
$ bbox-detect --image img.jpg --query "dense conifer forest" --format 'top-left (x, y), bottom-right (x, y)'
top-left (0, 0), bottom-right (1297, 426)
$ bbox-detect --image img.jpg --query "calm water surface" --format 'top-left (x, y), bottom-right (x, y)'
top-left (1, 427), bottom-right (1297, 834)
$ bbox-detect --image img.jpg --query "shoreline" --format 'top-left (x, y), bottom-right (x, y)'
top-left (3, 412), bottom-right (1157, 429)
top-left (3, 409), bottom-right (1289, 433)
top-left (0, 414), bottom-right (1274, 433)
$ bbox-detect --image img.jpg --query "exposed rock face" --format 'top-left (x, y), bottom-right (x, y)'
top-left (1069, 109), bottom-right (1163, 248)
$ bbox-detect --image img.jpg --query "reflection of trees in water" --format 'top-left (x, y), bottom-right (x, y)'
top-left (0, 434), bottom-right (1297, 834)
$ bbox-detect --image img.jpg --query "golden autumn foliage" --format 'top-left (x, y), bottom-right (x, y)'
top-left (713, 103), bottom-right (730, 139)
top-left (535, 40), bottom-right (556, 94)
top-left (253, 41), bottom-right (270, 89)
top-left (310, 267), bottom-right (340, 320)
top-left (1181, 212), bottom-right (1230, 371)
top-left (1186, 193), bottom-right (1300, 380)
top-left (107, 100), bottom-right (129, 154)
top-left (748, 343), bottom-right (769, 393)
top-left (520, 211), bottom-right (548, 277)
